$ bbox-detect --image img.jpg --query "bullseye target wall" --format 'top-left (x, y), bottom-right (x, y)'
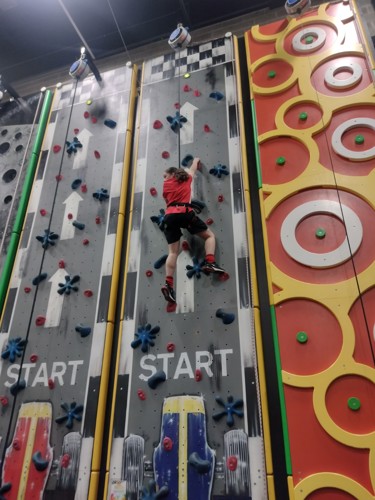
top-left (246, 0), bottom-right (375, 498)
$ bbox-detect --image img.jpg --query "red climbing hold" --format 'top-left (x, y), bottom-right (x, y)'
top-left (84, 111), bottom-right (90, 119)
top-left (61, 454), bottom-right (71, 468)
top-left (58, 260), bottom-right (65, 269)
top-left (48, 378), bottom-right (55, 389)
top-left (195, 369), bottom-right (202, 382)
top-left (181, 240), bottom-right (189, 251)
top-left (56, 174), bottom-right (63, 182)
top-left (204, 124), bottom-right (211, 133)
top-left (162, 151), bottom-right (170, 159)
top-left (30, 354), bottom-right (38, 363)
top-left (95, 216), bottom-right (101, 224)
top-left (53, 145), bottom-right (61, 153)
top-left (167, 302), bottom-right (177, 313)
top-left (94, 150), bottom-right (101, 159)
top-left (91, 116), bottom-right (97, 124)
top-left (174, 102), bottom-right (180, 109)
top-left (163, 437), bottom-right (173, 451)
top-left (194, 89), bottom-right (201, 97)
top-left (83, 239), bottom-right (89, 246)
top-left (35, 316), bottom-right (46, 326)
top-left (84, 290), bottom-right (93, 297)
top-left (137, 389), bottom-right (146, 401)
top-left (81, 183), bottom-right (87, 193)
top-left (24, 287), bottom-right (31, 294)
top-left (74, 128), bottom-right (79, 135)
top-left (0, 396), bottom-right (9, 407)
top-left (146, 270), bottom-right (153, 277)
top-left (167, 342), bottom-right (175, 352)
top-left (206, 218), bottom-right (214, 225)
top-left (183, 84), bottom-right (191, 92)
top-left (153, 120), bottom-right (163, 129)
top-left (227, 455), bottom-right (238, 471)
top-left (67, 213), bottom-right (73, 220)
top-left (40, 208), bottom-right (47, 216)
top-left (218, 194), bottom-right (224, 203)
top-left (218, 272), bottom-right (230, 282)
top-left (13, 439), bottom-right (21, 450)
top-left (150, 187), bottom-right (157, 196)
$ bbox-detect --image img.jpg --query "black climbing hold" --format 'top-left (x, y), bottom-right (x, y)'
top-left (209, 91), bottom-right (224, 101)
top-left (72, 220), bottom-right (85, 230)
top-left (55, 401), bottom-right (84, 429)
top-left (147, 370), bottom-right (166, 389)
top-left (166, 112), bottom-right (187, 133)
top-left (150, 209), bottom-right (166, 231)
top-left (66, 137), bottom-right (82, 155)
top-left (36, 229), bottom-right (59, 249)
top-left (10, 379), bottom-right (26, 396)
top-left (0, 483), bottom-right (11, 500)
top-left (0, 142), bottom-right (10, 155)
top-left (93, 188), bottom-right (109, 202)
top-left (216, 308), bottom-right (235, 325)
top-left (75, 324), bottom-right (92, 337)
top-left (154, 254), bottom-right (168, 269)
top-left (188, 451), bottom-right (211, 473)
top-left (181, 154), bottom-right (194, 167)
top-left (32, 451), bottom-right (49, 471)
top-left (190, 198), bottom-right (206, 213)
top-left (32, 273), bottom-right (48, 286)
top-left (71, 178), bottom-right (82, 190)
top-left (58, 275), bottom-right (80, 295)
top-left (104, 118), bottom-right (117, 129)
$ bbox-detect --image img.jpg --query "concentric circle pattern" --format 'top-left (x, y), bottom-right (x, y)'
top-left (247, 1), bottom-right (375, 497)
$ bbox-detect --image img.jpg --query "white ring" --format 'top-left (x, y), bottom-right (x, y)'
top-left (280, 200), bottom-right (363, 268)
top-left (292, 27), bottom-right (327, 52)
top-left (331, 118), bottom-right (375, 160)
top-left (325, 62), bottom-right (362, 89)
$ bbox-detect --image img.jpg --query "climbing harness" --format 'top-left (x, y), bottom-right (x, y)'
top-left (167, 201), bottom-right (203, 214)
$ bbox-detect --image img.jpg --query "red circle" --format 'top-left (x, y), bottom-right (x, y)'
top-left (252, 59), bottom-right (293, 88)
top-left (295, 213), bottom-right (346, 254)
top-left (284, 102), bottom-right (323, 130)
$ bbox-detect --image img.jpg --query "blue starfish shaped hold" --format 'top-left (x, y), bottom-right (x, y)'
top-left (166, 112), bottom-right (187, 133)
top-left (93, 188), bottom-right (109, 202)
top-left (186, 257), bottom-right (204, 279)
top-left (131, 323), bottom-right (160, 353)
top-left (2, 337), bottom-right (27, 363)
top-left (150, 209), bottom-right (166, 231)
top-left (209, 163), bottom-right (229, 178)
top-left (58, 275), bottom-right (80, 295)
top-left (141, 480), bottom-right (169, 499)
top-left (66, 136), bottom-right (82, 155)
top-left (0, 483), bottom-right (11, 500)
top-left (36, 229), bottom-right (59, 249)
top-left (55, 402), bottom-right (84, 429)
top-left (209, 91), bottom-right (224, 101)
top-left (212, 395), bottom-right (244, 427)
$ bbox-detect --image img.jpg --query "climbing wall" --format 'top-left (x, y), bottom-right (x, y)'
top-left (107, 37), bottom-right (267, 499)
top-left (0, 66), bottom-right (136, 499)
top-left (246, 0), bottom-right (375, 498)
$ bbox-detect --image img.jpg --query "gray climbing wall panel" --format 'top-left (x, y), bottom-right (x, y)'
top-left (108, 37), bottom-right (267, 499)
top-left (0, 66), bottom-right (135, 499)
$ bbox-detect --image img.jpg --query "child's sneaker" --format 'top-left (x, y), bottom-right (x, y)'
top-left (161, 283), bottom-right (176, 303)
top-left (201, 261), bottom-right (226, 274)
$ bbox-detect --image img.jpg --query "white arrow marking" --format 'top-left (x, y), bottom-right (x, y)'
top-left (45, 268), bottom-right (68, 327)
top-left (73, 128), bottom-right (93, 170)
top-left (60, 191), bottom-right (84, 240)
top-left (180, 102), bottom-right (199, 145)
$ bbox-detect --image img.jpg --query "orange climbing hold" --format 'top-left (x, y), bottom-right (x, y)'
top-left (150, 187), bottom-right (157, 196)
top-left (94, 150), bottom-right (101, 159)
top-left (204, 124), bottom-right (211, 132)
top-left (84, 290), bottom-right (93, 297)
top-left (84, 111), bottom-right (90, 119)
top-left (35, 316), bottom-right (46, 326)
top-left (40, 209), bottom-right (47, 216)
top-left (53, 145), bottom-right (61, 153)
top-left (153, 120), bottom-right (163, 129)
top-left (162, 151), bottom-right (170, 159)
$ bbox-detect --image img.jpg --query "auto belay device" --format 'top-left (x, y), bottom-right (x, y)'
top-left (168, 23), bottom-right (191, 50)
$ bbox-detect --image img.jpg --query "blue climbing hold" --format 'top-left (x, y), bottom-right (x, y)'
top-left (71, 178), bottom-right (82, 190)
top-left (75, 324), bottom-right (91, 338)
top-left (93, 188), bottom-right (109, 202)
top-left (141, 480), bottom-right (169, 499)
top-left (2, 337), bottom-right (27, 363)
top-left (0, 483), bottom-right (11, 500)
top-left (154, 254), bottom-right (168, 269)
top-left (209, 163), bottom-right (229, 178)
top-left (36, 229), bottom-right (59, 249)
top-left (131, 323), bottom-right (160, 353)
top-left (166, 112), bottom-right (187, 133)
top-left (190, 199), bottom-right (206, 212)
top-left (32, 273), bottom-right (48, 286)
top-left (147, 370), bottom-right (167, 389)
top-left (104, 119), bottom-right (117, 129)
top-left (10, 379), bottom-right (26, 396)
top-left (216, 308), bottom-right (235, 325)
top-left (72, 220), bottom-right (85, 230)
top-left (212, 395), bottom-right (244, 427)
top-left (188, 452), bottom-right (211, 473)
top-left (186, 257), bottom-right (204, 279)
top-left (209, 91), bottom-right (224, 101)
top-left (181, 154), bottom-right (194, 167)
top-left (66, 137), bottom-right (82, 155)
top-left (150, 209), bottom-right (166, 231)
top-left (57, 275), bottom-right (80, 295)
top-left (55, 402), bottom-right (84, 429)
top-left (32, 451), bottom-right (49, 471)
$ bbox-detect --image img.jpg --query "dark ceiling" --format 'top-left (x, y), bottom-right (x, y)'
top-left (0, 0), bottom-right (283, 85)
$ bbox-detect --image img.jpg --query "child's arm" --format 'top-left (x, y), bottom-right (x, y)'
top-left (188, 157), bottom-right (200, 177)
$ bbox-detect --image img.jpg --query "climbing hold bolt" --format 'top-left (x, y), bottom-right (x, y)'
top-left (163, 437), bottom-right (173, 451)
top-left (296, 331), bottom-right (308, 343)
top-left (348, 397), bottom-right (361, 410)
top-left (147, 370), bottom-right (166, 389)
top-left (315, 228), bottom-right (326, 239)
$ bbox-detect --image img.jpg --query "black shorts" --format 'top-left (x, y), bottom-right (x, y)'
top-left (163, 211), bottom-right (208, 244)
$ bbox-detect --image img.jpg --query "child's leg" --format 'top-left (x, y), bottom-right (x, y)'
top-left (165, 240), bottom-right (180, 284)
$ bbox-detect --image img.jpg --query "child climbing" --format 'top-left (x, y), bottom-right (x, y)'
top-left (161, 157), bottom-right (225, 303)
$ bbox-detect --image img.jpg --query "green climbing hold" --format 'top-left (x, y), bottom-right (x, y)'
top-left (305, 35), bottom-right (314, 44)
top-left (355, 135), bottom-right (364, 145)
top-left (348, 397), bottom-right (361, 411)
top-left (299, 112), bottom-right (308, 121)
top-left (315, 228), bottom-right (326, 239)
top-left (184, 73), bottom-right (191, 79)
top-left (276, 156), bottom-right (286, 166)
top-left (268, 70), bottom-right (276, 78)
top-left (296, 331), bottom-right (308, 343)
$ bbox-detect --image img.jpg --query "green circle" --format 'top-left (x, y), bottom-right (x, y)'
top-left (315, 228), bottom-right (326, 239)
top-left (355, 135), bottom-right (364, 145)
top-left (299, 112), bottom-right (308, 121)
top-left (296, 331), bottom-right (308, 343)
top-left (348, 397), bottom-right (361, 411)
top-left (184, 73), bottom-right (191, 79)
top-left (268, 70), bottom-right (276, 78)
top-left (276, 156), bottom-right (286, 166)
top-left (305, 35), bottom-right (314, 44)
